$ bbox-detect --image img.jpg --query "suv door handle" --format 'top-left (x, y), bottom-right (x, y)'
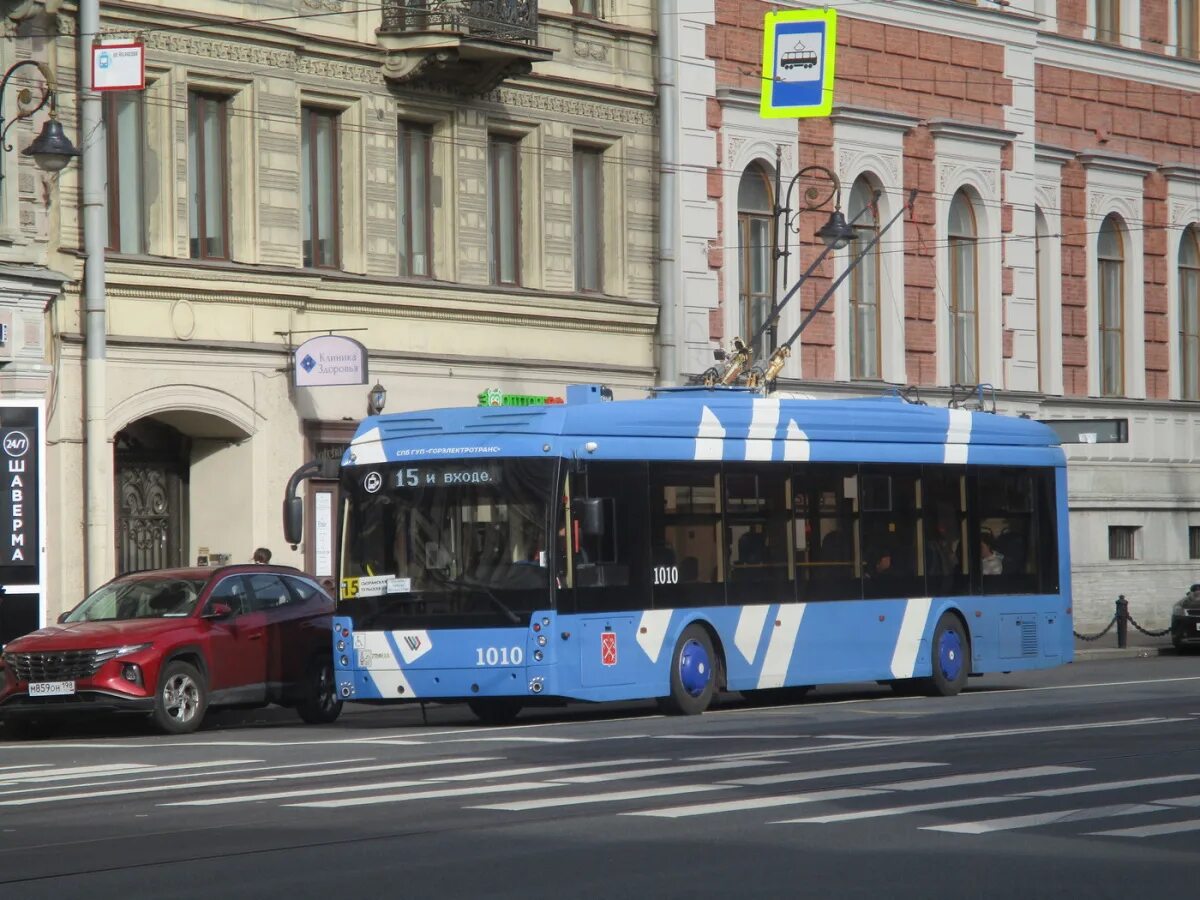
top-left (247, 632), bottom-right (264, 641)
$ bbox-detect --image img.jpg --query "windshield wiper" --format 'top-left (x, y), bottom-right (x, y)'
top-left (425, 569), bottom-right (521, 625)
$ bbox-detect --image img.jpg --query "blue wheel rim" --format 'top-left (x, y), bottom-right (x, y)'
top-left (938, 628), bottom-right (963, 682)
top-left (678, 638), bottom-right (711, 697)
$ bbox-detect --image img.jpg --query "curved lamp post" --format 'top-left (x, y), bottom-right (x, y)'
top-left (0, 59), bottom-right (80, 177)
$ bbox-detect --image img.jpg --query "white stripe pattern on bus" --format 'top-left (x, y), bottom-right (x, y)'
top-left (943, 408), bottom-right (972, 465)
top-left (890, 597), bottom-right (932, 679)
top-left (756, 603), bottom-right (806, 690)
top-left (734, 604), bottom-right (771, 664)
top-left (784, 420), bottom-right (810, 461)
top-left (348, 426), bottom-right (386, 465)
top-left (694, 406), bottom-right (725, 460)
top-left (637, 609), bottom-right (673, 663)
top-left (745, 398), bottom-right (780, 461)
top-left (359, 631), bottom-right (417, 699)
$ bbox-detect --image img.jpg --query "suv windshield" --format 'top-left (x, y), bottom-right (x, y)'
top-left (64, 577), bottom-right (209, 622)
top-left (341, 458), bottom-right (557, 627)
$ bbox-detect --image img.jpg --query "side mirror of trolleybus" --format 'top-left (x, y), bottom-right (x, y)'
top-left (283, 495), bottom-right (304, 546)
top-left (578, 497), bottom-right (607, 537)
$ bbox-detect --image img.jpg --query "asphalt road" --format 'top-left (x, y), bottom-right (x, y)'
top-left (1, 656), bottom-right (1199, 899)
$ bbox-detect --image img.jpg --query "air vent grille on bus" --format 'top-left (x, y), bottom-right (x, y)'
top-left (1021, 620), bottom-right (1038, 657)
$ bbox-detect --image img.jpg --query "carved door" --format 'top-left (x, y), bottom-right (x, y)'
top-left (114, 423), bottom-right (189, 575)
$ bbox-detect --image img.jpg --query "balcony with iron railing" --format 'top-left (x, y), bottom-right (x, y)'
top-left (378, 0), bottom-right (552, 92)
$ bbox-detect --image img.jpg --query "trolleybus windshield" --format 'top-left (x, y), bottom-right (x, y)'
top-left (339, 457), bottom-right (557, 628)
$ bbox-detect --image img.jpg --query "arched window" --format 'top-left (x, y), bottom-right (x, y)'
top-left (1181, 225), bottom-right (1200, 400)
top-left (737, 164), bottom-right (775, 360)
top-left (1098, 214), bottom-right (1125, 397)
top-left (1035, 207), bottom-right (1049, 391)
top-left (948, 190), bottom-right (978, 385)
top-left (848, 177), bottom-right (879, 380)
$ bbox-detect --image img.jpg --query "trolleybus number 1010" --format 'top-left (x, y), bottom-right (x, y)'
top-left (653, 566), bottom-right (679, 585)
top-left (476, 646), bottom-right (524, 666)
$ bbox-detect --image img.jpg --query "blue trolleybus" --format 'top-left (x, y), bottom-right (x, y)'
top-left (286, 385), bottom-right (1072, 724)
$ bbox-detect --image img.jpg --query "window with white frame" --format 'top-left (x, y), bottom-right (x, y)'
top-left (301, 106), bottom-right (341, 269)
top-left (737, 163), bottom-right (775, 360)
top-left (1095, 0), bottom-right (1121, 43)
top-left (848, 176), bottom-right (880, 380)
top-left (1180, 0), bottom-right (1199, 58)
top-left (1098, 214), bottom-right (1125, 397)
top-left (1035, 207), bottom-right (1050, 392)
top-left (573, 146), bottom-right (604, 293)
top-left (397, 120), bottom-right (432, 278)
top-left (1181, 225), bottom-right (1200, 400)
top-left (948, 190), bottom-right (979, 385)
top-left (105, 92), bottom-right (146, 254)
top-left (488, 134), bottom-right (521, 286)
top-left (187, 91), bottom-right (230, 260)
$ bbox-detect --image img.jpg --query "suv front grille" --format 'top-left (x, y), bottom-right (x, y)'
top-left (2, 649), bottom-right (122, 683)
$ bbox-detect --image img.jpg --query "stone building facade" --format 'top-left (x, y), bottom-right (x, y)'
top-left (668, 0), bottom-right (1200, 629)
top-left (0, 0), bottom-right (659, 628)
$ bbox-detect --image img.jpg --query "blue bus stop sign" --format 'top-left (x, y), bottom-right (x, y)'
top-left (760, 9), bottom-right (838, 119)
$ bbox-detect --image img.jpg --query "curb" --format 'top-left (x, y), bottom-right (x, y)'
top-left (1073, 645), bottom-right (1175, 661)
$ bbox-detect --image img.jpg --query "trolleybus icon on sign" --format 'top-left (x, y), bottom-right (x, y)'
top-left (775, 39), bottom-right (822, 82)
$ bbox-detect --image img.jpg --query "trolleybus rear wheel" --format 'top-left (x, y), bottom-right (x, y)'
top-left (922, 613), bottom-right (970, 697)
top-left (658, 624), bottom-right (717, 716)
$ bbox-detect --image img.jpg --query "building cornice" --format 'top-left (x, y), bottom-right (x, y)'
top-left (830, 104), bottom-right (921, 134)
top-left (1077, 150), bottom-right (1158, 177)
top-left (926, 118), bottom-right (1018, 147)
top-left (1035, 144), bottom-right (1077, 167)
top-left (1160, 166), bottom-right (1200, 187)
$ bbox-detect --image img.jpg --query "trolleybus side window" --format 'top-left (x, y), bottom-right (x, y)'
top-left (860, 468), bottom-right (923, 600)
top-left (649, 462), bottom-right (726, 607)
top-left (921, 467), bottom-right (970, 597)
top-left (794, 465), bottom-right (862, 601)
top-left (724, 465), bottom-right (793, 605)
top-left (971, 468), bottom-right (1057, 596)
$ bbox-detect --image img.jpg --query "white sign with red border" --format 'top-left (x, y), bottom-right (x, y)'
top-left (92, 42), bottom-right (145, 92)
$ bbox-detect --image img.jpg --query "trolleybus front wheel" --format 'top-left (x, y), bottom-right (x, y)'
top-left (658, 624), bottom-right (717, 716)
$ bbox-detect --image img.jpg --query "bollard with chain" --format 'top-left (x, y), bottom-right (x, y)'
top-left (1115, 595), bottom-right (1129, 648)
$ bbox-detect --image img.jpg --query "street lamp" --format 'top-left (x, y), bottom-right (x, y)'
top-left (769, 153), bottom-right (854, 352)
top-left (367, 382), bottom-right (387, 416)
top-left (0, 60), bottom-right (80, 178)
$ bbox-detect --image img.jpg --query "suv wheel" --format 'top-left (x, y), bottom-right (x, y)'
top-left (296, 657), bottom-right (343, 725)
top-left (152, 661), bottom-right (208, 735)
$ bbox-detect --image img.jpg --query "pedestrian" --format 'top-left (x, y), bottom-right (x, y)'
top-left (252, 547), bottom-right (272, 565)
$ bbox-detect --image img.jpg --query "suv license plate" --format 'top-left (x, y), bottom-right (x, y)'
top-left (28, 681), bottom-right (75, 697)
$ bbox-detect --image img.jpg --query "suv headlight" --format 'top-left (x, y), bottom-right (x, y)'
top-left (103, 643), bottom-right (152, 658)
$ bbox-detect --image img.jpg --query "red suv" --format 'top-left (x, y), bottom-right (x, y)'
top-left (0, 565), bottom-right (342, 735)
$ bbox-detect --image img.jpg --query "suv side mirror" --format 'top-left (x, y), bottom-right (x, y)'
top-left (203, 602), bottom-right (233, 620)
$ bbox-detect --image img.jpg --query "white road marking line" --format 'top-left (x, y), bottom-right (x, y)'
top-left (686, 717), bottom-right (1189, 762)
top-left (434, 737), bottom-right (581, 744)
top-left (728, 762), bottom-right (947, 787)
top-left (470, 784), bottom-right (735, 812)
top-left (162, 780), bottom-right (429, 807)
top-left (0, 759), bottom-right (262, 786)
top-left (1089, 818), bottom-right (1200, 838)
top-left (0, 765), bottom-right (51, 774)
top-left (0, 758), bottom-right (378, 799)
top-left (880, 766), bottom-right (1090, 791)
top-left (777, 795), bottom-right (1020, 824)
top-left (557, 759), bottom-right (779, 784)
top-left (1021, 773), bottom-right (1200, 798)
top-left (624, 788), bottom-right (882, 819)
top-left (439, 759), bottom-right (665, 782)
top-left (291, 781), bottom-right (555, 809)
top-left (926, 804), bottom-right (1168, 834)
top-left (0, 757), bottom-right (497, 806)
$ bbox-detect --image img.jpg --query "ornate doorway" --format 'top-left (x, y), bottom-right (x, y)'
top-left (114, 419), bottom-right (190, 574)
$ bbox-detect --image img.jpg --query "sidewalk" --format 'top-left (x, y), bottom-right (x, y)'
top-left (1073, 626), bottom-right (1175, 661)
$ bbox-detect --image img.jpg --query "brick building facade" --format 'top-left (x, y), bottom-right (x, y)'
top-left (663, 0), bottom-right (1200, 628)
